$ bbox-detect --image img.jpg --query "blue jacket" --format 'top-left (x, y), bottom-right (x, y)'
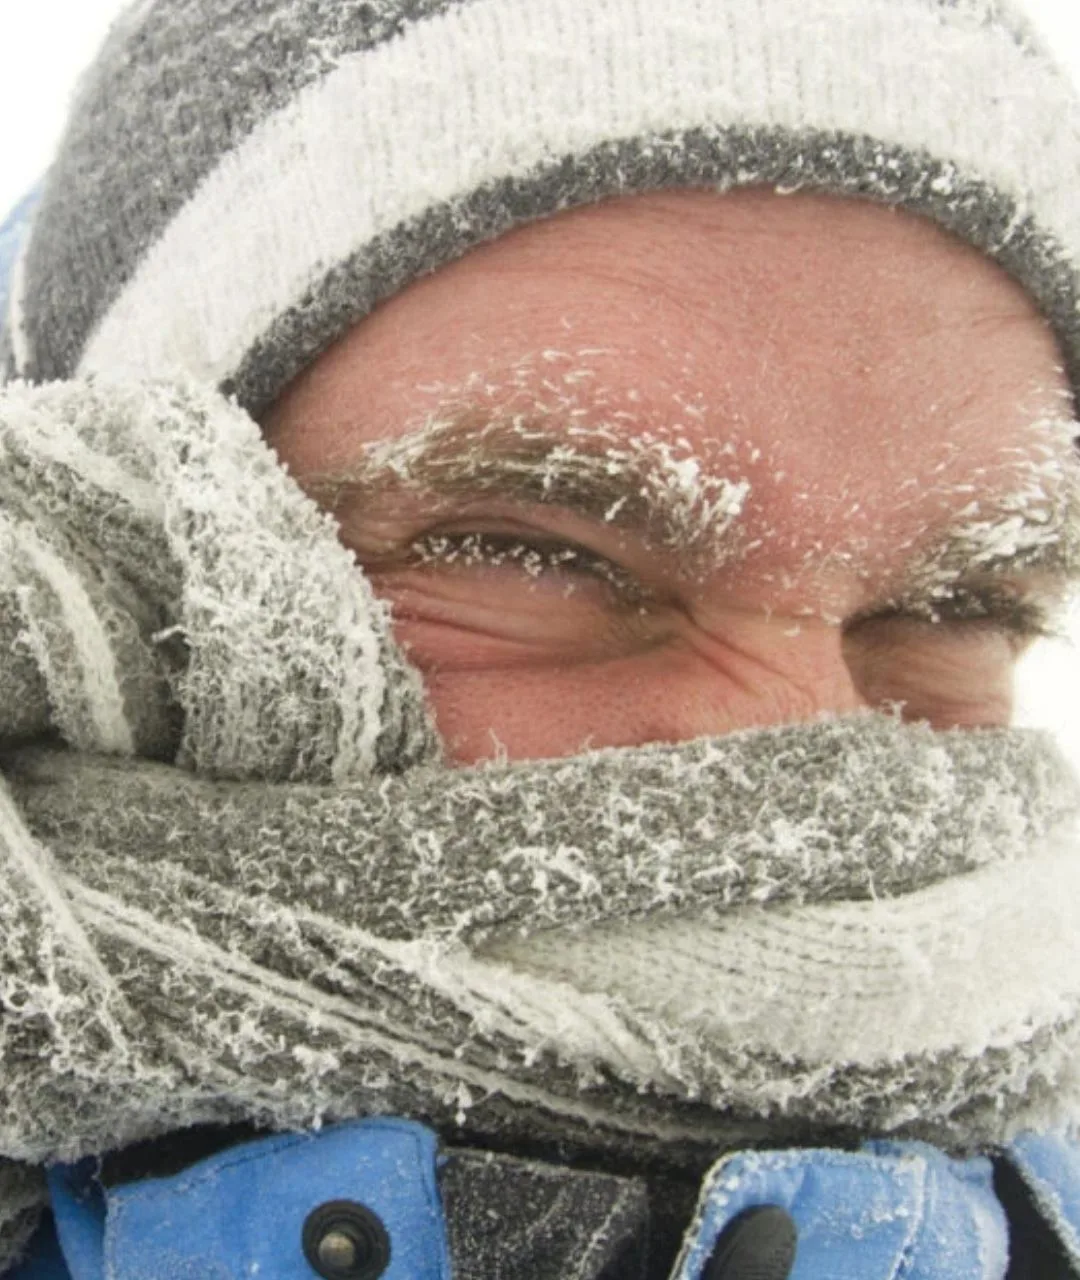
top-left (7, 1120), bottom-right (1080, 1279)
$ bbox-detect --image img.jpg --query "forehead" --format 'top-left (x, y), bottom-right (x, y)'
top-left (266, 189), bottom-right (1076, 595)
top-left (270, 186), bottom-right (1069, 439)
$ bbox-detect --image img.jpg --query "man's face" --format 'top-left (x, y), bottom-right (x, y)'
top-left (266, 189), bottom-right (1078, 764)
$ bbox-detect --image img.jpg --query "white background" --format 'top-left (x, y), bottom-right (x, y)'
top-left (2, 0), bottom-right (1080, 761)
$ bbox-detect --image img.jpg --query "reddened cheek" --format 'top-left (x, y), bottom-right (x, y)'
top-left (384, 603), bottom-right (870, 762)
top-left (368, 557), bottom-right (1034, 757)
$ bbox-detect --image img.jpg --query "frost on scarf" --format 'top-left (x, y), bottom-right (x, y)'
top-left (0, 379), bottom-right (438, 779)
top-left (0, 379), bottom-right (1079, 1269)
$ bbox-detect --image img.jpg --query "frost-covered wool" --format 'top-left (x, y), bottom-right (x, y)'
top-left (1, 379), bottom-right (1080, 1268)
top-left (5, 0), bottom-right (1080, 412)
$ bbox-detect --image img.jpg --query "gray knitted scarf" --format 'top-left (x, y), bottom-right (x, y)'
top-left (1, 378), bottom-right (1079, 1268)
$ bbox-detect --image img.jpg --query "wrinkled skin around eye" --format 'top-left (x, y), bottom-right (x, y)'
top-left (351, 528), bottom-right (1042, 761)
top-left (266, 188), bottom-right (1079, 764)
top-left (841, 614), bottom-right (1020, 729)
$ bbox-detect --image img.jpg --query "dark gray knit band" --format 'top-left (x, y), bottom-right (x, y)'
top-left (5, 0), bottom-right (1080, 416)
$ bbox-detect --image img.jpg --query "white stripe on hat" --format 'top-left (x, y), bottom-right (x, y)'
top-left (76, 0), bottom-right (1080, 389)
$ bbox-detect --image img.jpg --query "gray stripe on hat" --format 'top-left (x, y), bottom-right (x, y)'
top-left (17, 0), bottom-right (471, 387)
top-left (225, 125), bottom-right (1080, 417)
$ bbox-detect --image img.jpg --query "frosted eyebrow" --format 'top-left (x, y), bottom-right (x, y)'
top-left (895, 478), bottom-right (1080, 600)
top-left (296, 408), bottom-right (752, 570)
top-left (293, 405), bottom-right (1080, 592)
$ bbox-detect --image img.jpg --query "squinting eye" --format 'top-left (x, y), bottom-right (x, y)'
top-left (849, 585), bottom-right (1055, 649)
top-left (406, 530), bottom-right (649, 603)
top-left (933, 589), bottom-right (1054, 644)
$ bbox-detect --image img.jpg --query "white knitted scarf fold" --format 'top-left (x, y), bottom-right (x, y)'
top-left (0, 379), bottom-right (1078, 1266)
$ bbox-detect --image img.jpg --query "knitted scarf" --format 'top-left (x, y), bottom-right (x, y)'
top-left (0, 378), bottom-right (1078, 1268)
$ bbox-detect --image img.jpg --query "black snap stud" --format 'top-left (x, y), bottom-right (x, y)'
top-left (702, 1205), bottom-right (797, 1280)
top-left (302, 1200), bottom-right (391, 1280)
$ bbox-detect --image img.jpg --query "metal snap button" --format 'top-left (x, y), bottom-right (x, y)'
top-left (302, 1200), bottom-right (391, 1280)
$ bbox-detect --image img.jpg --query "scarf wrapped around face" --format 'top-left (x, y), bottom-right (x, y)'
top-left (0, 379), bottom-right (1078, 1267)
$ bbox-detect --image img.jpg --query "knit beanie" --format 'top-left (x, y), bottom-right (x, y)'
top-left (3, 0), bottom-right (1080, 416)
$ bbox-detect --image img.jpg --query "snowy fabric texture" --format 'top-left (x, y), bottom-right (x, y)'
top-left (0, 380), bottom-right (1079, 1269)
